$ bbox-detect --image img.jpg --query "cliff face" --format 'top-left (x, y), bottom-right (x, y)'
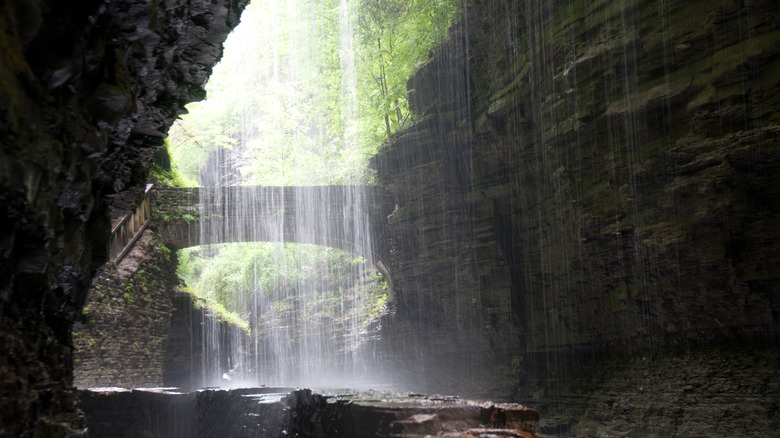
top-left (373, 0), bottom-right (780, 434)
top-left (0, 0), bottom-right (246, 435)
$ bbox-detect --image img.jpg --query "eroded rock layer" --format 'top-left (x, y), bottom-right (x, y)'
top-left (373, 0), bottom-right (780, 434)
top-left (0, 0), bottom-right (247, 435)
top-left (79, 387), bottom-right (540, 438)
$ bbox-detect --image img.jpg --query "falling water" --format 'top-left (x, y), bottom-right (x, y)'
top-left (172, 0), bottom-right (387, 390)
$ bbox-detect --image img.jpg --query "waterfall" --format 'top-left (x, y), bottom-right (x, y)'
top-left (187, 189), bottom-right (382, 389)
top-left (170, 0), bottom-right (387, 390)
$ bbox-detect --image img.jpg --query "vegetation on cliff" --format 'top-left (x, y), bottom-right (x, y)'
top-left (149, 141), bottom-right (196, 188)
top-left (177, 242), bottom-right (387, 346)
top-left (167, 0), bottom-right (460, 185)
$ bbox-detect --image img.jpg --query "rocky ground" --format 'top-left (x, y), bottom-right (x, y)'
top-left (80, 387), bottom-right (540, 438)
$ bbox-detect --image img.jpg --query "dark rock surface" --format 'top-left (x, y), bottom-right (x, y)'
top-left (79, 387), bottom-right (540, 438)
top-left (0, 0), bottom-right (247, 435)
top-left (572, 342), bottom-right (780, 437)
top-left (372, 0), bottom-right (780, 435)
top-left (3, 0), bottom-right (779, 435)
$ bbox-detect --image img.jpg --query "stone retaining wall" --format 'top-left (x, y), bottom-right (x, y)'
top-left (73, 230), bottom-right (178, 388)
top-left (74, 228), bottom-right (247, 391)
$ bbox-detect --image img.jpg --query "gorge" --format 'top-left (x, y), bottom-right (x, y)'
top-left (1, 0), bottom-right (779, 437)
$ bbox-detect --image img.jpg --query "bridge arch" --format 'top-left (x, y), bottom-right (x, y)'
top-left (151, 185), bottom-right (395, 272)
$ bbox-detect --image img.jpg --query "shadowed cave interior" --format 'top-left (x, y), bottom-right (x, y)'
top-left (1, 0), bottom-right (779, 436)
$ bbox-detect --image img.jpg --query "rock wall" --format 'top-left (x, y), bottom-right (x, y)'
top-left (373, 0), bottom-right (780, 435)
top-left (73, 230), bottom-right (178, 389)
top-left (571, 341), bottom-right (780, 437)
top-left (0, 0), bottom-right (247, 435)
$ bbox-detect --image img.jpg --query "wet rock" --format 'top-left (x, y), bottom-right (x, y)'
top-left (86, 83), bottom-right (133, 125)
top-left (0, 0), bottom-right (248, 434)
top-left (79, 388), bottom-right (540, 438)
top-left (372, 0), bottom-right (780, 435)
top-left (391, 413), bottom-right (441, 435)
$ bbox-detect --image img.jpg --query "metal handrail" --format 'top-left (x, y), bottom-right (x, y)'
top-left (109, 184), bottom-right (153, 262)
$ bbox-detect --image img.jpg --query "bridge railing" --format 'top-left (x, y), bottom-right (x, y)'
top-left (109, 184), bottom-right (153, 262)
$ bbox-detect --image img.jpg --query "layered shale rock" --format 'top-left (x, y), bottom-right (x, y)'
top-left (79, 387), bottom-right (540, 438)
top-left (0, 0), bottom-right (247, 434)
top-left (373, 0), bottom-right (780, 435)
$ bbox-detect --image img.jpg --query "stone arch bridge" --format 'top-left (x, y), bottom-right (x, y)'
top-left (150, 186), bottom-right (396, 267)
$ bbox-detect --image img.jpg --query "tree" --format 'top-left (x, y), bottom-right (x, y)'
top-left (356, 0), bottom-right (460, 139)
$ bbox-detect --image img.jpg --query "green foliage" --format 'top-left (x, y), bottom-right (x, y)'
top-left (365, 292), bottom-right (387, 324)
top-left (356, 0), bottom-right (460, 140)
top-left (179, 243), bottom-right (342, 312)
top-left (157, 240), bottom-right (172, 261)
top-left (168, 0), bottom-right (460, 186)
top-left (178, 242), bottom-right (387, 338)
top-left (154, 207), bottom-right (170, 223)
top-left (181, 285), bottom-right (251, 334)
top-left (150, 141), bottom-right (197, 187)
top-left (150, 163), bottom-right (195, 188)
top-left (155, 206), bottom-right (199, 224)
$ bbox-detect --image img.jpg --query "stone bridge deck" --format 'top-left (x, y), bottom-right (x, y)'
top-left (151, 185), bottom-right (396, 263)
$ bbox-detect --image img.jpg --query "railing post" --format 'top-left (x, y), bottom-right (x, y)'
top-left (110, 184), bottom-right (154, 263)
